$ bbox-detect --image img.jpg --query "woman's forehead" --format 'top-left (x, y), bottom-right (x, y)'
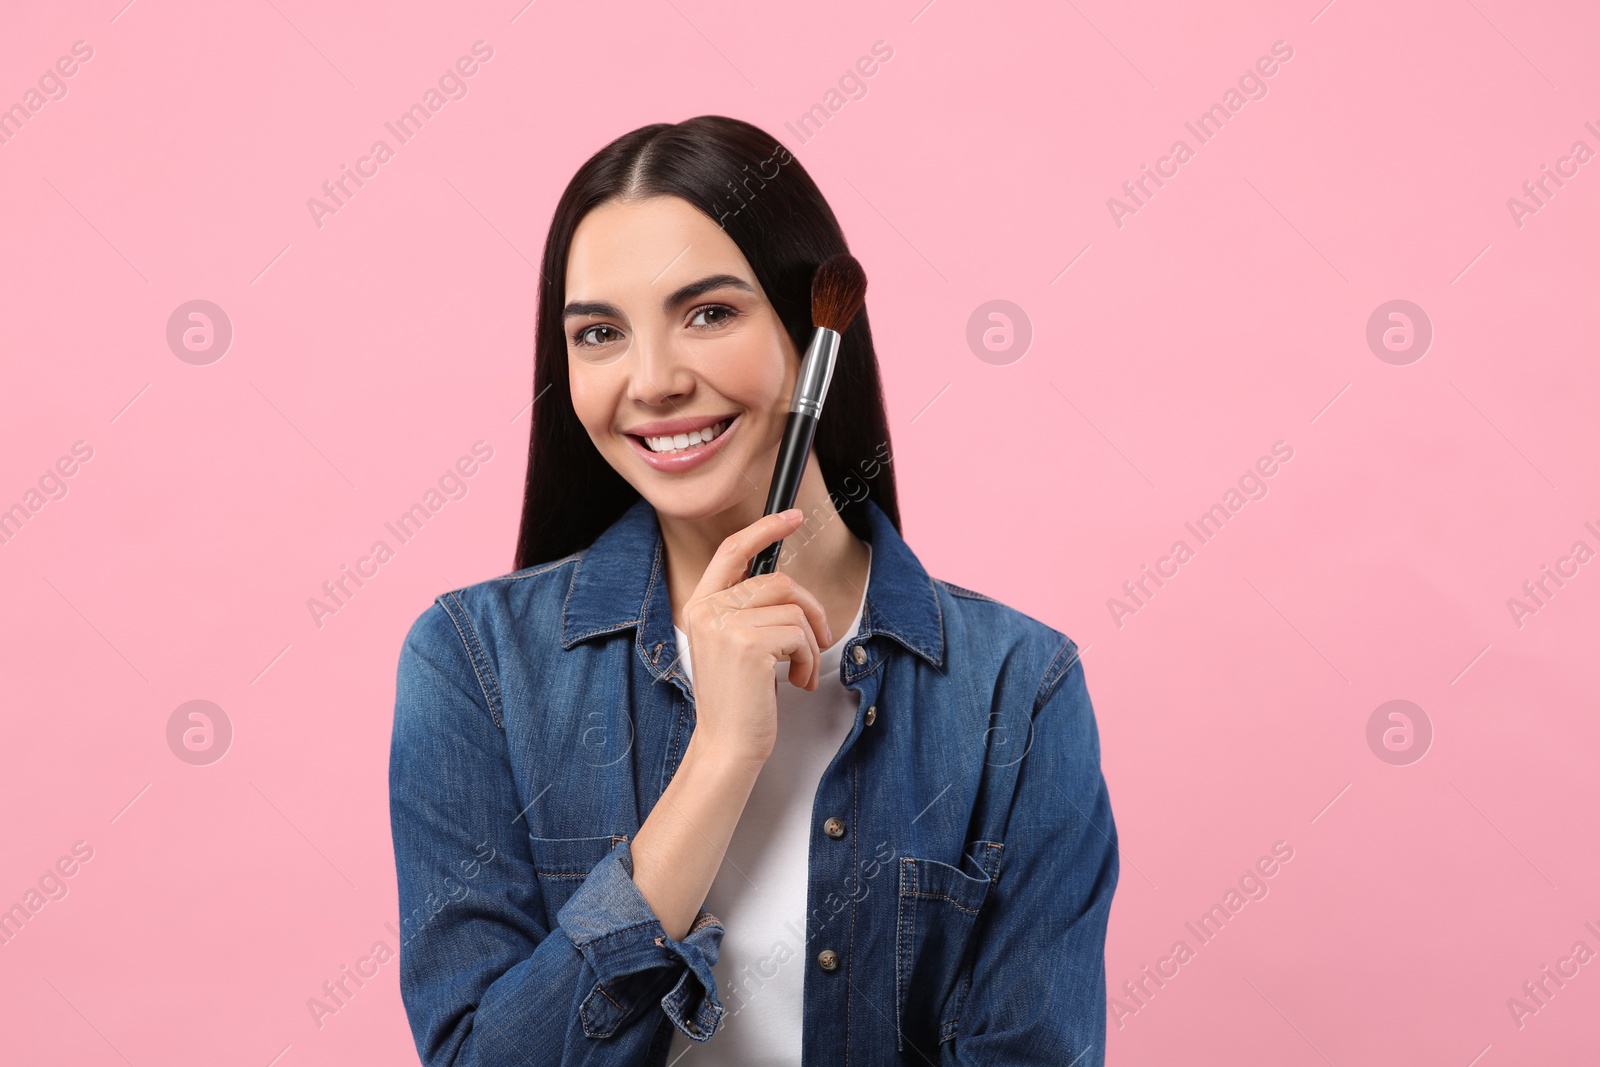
top-left (565, 196), bottom-right (755, 300)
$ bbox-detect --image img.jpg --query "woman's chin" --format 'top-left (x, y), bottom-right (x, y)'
top-left (640, 483), bottom-right (764, 527)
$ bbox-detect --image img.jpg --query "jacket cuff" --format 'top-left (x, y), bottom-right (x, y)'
top-left (556, 838), bottom-right (727, 1041)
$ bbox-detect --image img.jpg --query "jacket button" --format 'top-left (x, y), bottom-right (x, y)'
top-left (852, 646), bottom-right (867, 665)
top-left (864, 705), bottom-right (877, 725)
top-left (824, 817), bottom-right (846, 839)
top-left (818, 949), bottom-right (839, 971)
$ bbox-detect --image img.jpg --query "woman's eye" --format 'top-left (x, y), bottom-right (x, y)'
top-left (572, 306), bottom-right (735, 348)
top-left (573, 324), bottom-right (620, 347)
top-left (690, 304), bottom-right (738, 329)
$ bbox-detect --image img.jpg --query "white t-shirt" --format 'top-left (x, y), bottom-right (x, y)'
top-left (665, 546), bottom-right (870, 1063)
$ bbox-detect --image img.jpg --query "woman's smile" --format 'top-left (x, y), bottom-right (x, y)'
top-left (622, 411), bottom-right (744, 473)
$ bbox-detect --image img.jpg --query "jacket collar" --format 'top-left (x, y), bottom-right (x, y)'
top-left (561, 496), bottom-right (945, 681)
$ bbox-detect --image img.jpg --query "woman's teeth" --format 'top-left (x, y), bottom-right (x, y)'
top-left (642, 418), bottom-right (730, 454)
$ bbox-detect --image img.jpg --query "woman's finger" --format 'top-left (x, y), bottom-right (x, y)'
top-left (691, 509), bottom-right (805, 601)
top-left (706, 571), bottom-right (831, 648)
top-left (710, 603), bottom-right (820, 691)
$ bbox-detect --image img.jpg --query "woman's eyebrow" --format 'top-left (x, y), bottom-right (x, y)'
top-left (562, 274), bottom-right (756, 320)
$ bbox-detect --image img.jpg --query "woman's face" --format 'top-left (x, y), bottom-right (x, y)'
top-left (564, 195), bottom-right (798, 521)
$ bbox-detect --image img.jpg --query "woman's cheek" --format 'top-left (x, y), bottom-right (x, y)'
top-left (566, 364), bottom-right (610, 433)
top-left (740, 337), bottom-right (793, 411)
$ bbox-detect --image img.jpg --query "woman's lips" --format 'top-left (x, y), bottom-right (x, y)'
top-left (624, 413), bottom-right (742, 473)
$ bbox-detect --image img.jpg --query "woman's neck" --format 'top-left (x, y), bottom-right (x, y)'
top-left (658, 453), bottom-right (872, 644)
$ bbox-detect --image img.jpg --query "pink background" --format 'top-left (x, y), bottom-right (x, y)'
top-left (2, 1), bottom-right (1597, 1063)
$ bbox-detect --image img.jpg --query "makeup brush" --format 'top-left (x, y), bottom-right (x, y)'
top-left (746, 252), bottom-right (868, 578)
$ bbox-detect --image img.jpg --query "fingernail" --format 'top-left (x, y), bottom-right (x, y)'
top-left (782, 508), bottom-right (802, 520)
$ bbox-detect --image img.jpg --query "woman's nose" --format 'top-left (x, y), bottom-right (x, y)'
top-left (625, 333), bottom-right (693, 405)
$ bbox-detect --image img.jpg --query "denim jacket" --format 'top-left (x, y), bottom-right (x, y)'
top-left (389, 495), bottom-right (1118, 1065)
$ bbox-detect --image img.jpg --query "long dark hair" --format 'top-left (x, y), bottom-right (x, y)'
top-left (512, 115), bottom-right (900, 570)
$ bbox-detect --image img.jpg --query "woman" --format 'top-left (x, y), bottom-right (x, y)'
top-left (389, 115), bottom-right (1118, 1066)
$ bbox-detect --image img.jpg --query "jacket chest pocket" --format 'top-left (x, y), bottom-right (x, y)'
top-left (528, 833), bottom-right (629, 925)
top-left (895, 839), bottom-right (1003, 1055)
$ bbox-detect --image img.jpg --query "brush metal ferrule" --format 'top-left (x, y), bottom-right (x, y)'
top-left (790, 326), bottom-right (841, 419)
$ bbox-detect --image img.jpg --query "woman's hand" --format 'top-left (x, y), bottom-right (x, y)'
top-left (680, 509), bottom-right (834, 766)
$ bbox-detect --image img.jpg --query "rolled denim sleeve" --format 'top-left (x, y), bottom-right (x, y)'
top-left (389, 597), bottom-right (727, 1065)
top-left (558, 839), bottom-right (727, 1041)
top-left (946, 637), bottom-right (1118, 1066)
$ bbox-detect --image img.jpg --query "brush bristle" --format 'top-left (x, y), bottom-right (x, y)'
top-left (811, 253), bottom-right (868, 334)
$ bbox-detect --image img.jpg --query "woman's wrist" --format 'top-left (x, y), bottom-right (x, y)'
top-left (684, 730), bottom-right (769, 777)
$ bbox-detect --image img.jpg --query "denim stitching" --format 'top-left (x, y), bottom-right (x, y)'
top-left (903, 887), bottom-right (986, 915)
top-left (843, 573), bottom-right (946, 681)
top-left (560, 548), bottom-right (643, 645)
top-left (437, 592), bottom-right (504, 730)
top-left (895, 856), bottom-right (915, 1053)
top-left (568, 620), bottom-right (642, 642)
top-left (432, 554), bottom-right (582, 613)
top-left (635, 537), bottom-right (668, 675)
top-left (528, 833), bottom-right (628, 880)
top-left (559, 551), bottom-right (583, 641)
top-left (878, 573), bottom-right (945, 669)
top-left (898, 850), bottom-right (995, 1048)
top-left (934, 578), bottom-right (1000, 605)
top-left (845, 736), bottom-right (860, 1064)
top-left (859, 597), bottom-right (936, 671)
top-left (966, 840), bottom-right (1005, 881)
top-left (941, 840), bottom-right (1004, 1043)
top-left (499, 552), bottom-right (584, 584)
top-left (1036, 635), bottom-right (1085, 713)
top-left (580, 980), bottom-right (626, 1038)
top-left (566, 915), bottom-right (668, 949)
top-left (899, 856), bottom-right (992, 914)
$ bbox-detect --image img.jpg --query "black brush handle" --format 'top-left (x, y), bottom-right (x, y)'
top-left (747, 410), bottom-right (819, 577)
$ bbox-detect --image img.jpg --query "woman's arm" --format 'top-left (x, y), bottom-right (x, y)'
top-left (945, 637), bottom-right (1119, 1066)
top-left (631, 509), bottom-right (835, 943)
top-left (630, 735), bottom-right (765, 943)
top-left (390, 597), bottom-right (746, 1064)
